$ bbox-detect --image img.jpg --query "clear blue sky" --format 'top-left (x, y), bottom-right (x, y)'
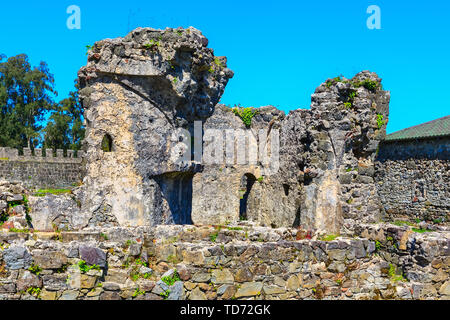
top-left (1, 0), bottom-right (449, 133)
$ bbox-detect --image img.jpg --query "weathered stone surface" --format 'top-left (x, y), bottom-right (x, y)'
top-left (235, 282), bottom-right (263, 298)
top-left (235, 268), bottom-right (253, 283)
top-left (42, 274), bottom-right (69, 291)
top-left (99, 291), bottom-right (121, 300)
top-left (16, 270), bottom-right (42, 292)
top-left (77, 26), bottom-right (233, 227)
top-left (439, 282), bottom-right (450, 296)
top-left (32, 250), bottom-right (68, 269)
top-left (79, 245), bottom-right (107, 267)
top-left (28, 194), bottom-right (88, 231)
top-left (59, 290), bottom-right (79, 300)
top-left (80, 274), bottom-right (97, 289)
top-left (189, 287), bottom-right (207, 300)
top-left (192, 272), bottom-right (211, 283)
top-left (3, 246), bottom-right (32, 270)
top-left (40, 289), bottom-right (57, 300)
top-left (168, 281), bottom-right (185, 300)
top-left (105, 269), bottom-right (128, 284)
top-left (211, 269), bottom-right (234, 285)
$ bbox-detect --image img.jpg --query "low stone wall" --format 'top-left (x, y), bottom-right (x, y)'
top-left (375, 137), bottom-right (450, 223)
top-left (0, 224), bottom-right (448, 300)
top-left (0, 147), bottom-right (84, 188)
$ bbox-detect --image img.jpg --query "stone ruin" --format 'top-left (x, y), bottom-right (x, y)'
top-left (0, 27), bottom-right (448, 301)
top-left (75, 27), bottom-right (389, 236)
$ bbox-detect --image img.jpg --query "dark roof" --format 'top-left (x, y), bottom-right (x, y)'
top-left (385, 115), bottom-right (450, 142)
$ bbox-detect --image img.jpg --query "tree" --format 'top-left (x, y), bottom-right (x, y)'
top-left (43, 83), bottom-right (85, 151)
top-left (0, 54), bottom-right (56, 149)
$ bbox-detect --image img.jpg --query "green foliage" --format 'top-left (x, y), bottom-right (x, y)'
top-left (433, 218), bottom-right (443, 224)
top-left (167, 254), bottom-right (179, 264)
top-left (213, 57), bottom-right (224, 68)
top-left (412, 228), bottom-right (433, 233)
top-left (257, 176), bottom-right (264, 183)
top-left (375, 240), bottom-right (382, 251)
top-left (325, 76), bottom-right (343, 88)
top-left (78, 260), bottom-right (101, 273)
top-left (34, 188), bottom-right (72, 196)
top-left (388, 264), bottom-right (407, 282)
top-left (161, 270), bottom-right (180, 287)
top-left (210, 232), bottom-right (219, 242)
top-left (232, 106), bottom-right (258, 127)
top-left (0, 54), bottom-right (57, 149)
top-left (28, 263), bottom-right (42, 276)
top-left (320, 234), bottom-right (339, 241)
top-left (159, 289), bottom-right (170, 299)
top-left (393, 220), bottom-right (414, 227)
top-left (135, 258), bottom-right (148, 267)
top-left (26, 287), bottom-right (41, 298)
top-left (143, 39), bottom-right (160, 50)
top-left (85, 45), bottom-right (93, 55)
top-left (132, 288), bottom-right (145, 298)
top-left (353, 79), bottom-right (380, 92)
top-left (376, 114), bottom-right (385, 129)
top-left (9, 228), bottom-right (30, 233)
top-left (42, 82), bottom-right (85, 152)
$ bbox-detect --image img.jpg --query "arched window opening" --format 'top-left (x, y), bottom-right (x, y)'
top-left (101, 134), bottom-right (113, 152)
top-left (239, 173), bottom-right (256, 221)
top-left (283, 184), bottom-right (290, 197)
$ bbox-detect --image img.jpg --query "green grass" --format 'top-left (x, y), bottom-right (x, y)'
top-left (34, 188), bottom-right (72, 196)
top-left (412, 228), bottom-right (433, 233)
top-left (393, 220), bottom-right (415, 227)
top-left (320, 234), bottom-right (339, 241)
top-left (9, 228), bottom-right (30, 233)
top-left (210, 232), bottom-right (219, 242)
top-left (388, 264), bottom-right (407, 282)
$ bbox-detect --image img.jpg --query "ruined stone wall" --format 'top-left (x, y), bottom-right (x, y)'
top-left (0, 224), bottom-right (448, 300)
top-left (193, 72), bottom-right (390, 236)
top-left (375, 137), bottom-right (450, 223)
top-left (0, 147), bottom-right (84, 189)
top-left (77, 27), bottom-right (233, 228)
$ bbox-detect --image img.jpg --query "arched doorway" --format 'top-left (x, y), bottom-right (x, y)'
top-left (101, 134), bottom-right (113, 152)
top-left (239, 173), bottom-right (257, 220)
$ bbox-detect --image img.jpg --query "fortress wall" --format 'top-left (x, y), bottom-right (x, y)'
top-left (0, 147), bottom-right (84, 188)
top-left (375, 137), bottom-right (450, 223)
top-left (0, 224), bottom-right (447, 300)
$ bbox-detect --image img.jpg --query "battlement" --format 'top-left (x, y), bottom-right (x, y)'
top-left (0, 147), bottom-right (85, 188)
top-left (0, 147), bottom-right (84, 164)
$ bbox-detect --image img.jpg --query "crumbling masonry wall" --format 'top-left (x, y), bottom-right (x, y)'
top-left (0, 224), bottom-right (448, 300)
top-left (75, 27), bottom-right (390, 236)
top-left (375, 137), bottom-right (450, 223)
top-left (0, 147), bottom-right (84, 189)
